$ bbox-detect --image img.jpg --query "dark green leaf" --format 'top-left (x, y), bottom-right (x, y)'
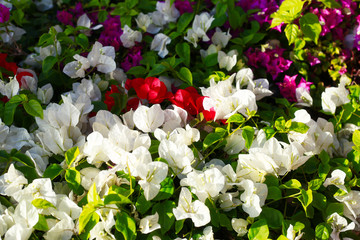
top-left (76, 33), bottom-right (89, 49)
top-left (204, 53), bottom-right (218, 67)
top-left (203, 133), bottom-right (222, 150)
top-left (175, 42), bottom-right (190, 67)
top-left (260, 207), bottom-right (283, 229)
top-left (178, 67), bottom-right (193, 86)
top-left (115, 212), bottom-right (137, 240)
top-left (242, 126), bottom-right (255, 149)
top-left (299, 13), bottom-right (321, 44)
top-left (152, 201), bottom-right (176, 234)
top-left (135, 194), bottom-right (153, 215)
top-left (177, 13), bottom-right (194, 33)
top-left (4, 102), bottom-right (19, 125)
top-left (153, 177), bottom-right (174, 201)
top-left (43, 164), bottom-right (64, 180)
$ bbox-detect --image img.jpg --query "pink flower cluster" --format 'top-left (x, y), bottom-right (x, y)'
top-left (98, 16), bottom-right (123, 51)
top-left (245, 46), bottom-right (292, 80)
top-left (277, 75), bottom-right (312, 102)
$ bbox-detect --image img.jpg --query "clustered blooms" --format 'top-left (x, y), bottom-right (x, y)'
top-left (245, 44), bottom-right (292, 80)
top-left (0, 0), bottom-right (360, 239)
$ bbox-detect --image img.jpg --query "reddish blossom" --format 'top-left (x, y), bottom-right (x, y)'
top-left (104, 85), bottom-right (121, 111)
top-left (57, 10), bottom-right (73, 26)
top-left (0, 53), bottom-right (18, 77)
top-left (170, 87), bottom-right (204, 115)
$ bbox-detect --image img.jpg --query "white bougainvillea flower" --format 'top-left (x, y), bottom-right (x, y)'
top-left (89, 209), bottom-right (116, 240)
top-left (200, 44), bottom-right (221, 59)
top-left (173, 187), bottom-right (211, 227)
top-left (323, 169), bottom-right (347, 192)
top-left (321, 76), bottom-right (350, 114)
top-left (184, 28), bottom-right (200, 48)
top-left (136, 12), bottom-right (152, 32)
top-left (231, 218), bottom-right (248, 237)
top-left (120, 25), bottom-right (142, 48)
top-left (199, 226), bottom-right (214, 240)
top-left (192, 12), bottom-right (214, 42)
top-left (0, 164), bottom-right (28, 197)
top-left (218, 50), bottom-right (238, 71)
top-left (212, 27), bottom-right (231, 48)
top-left (133, 104), bottom-right (164, 133)
top-left (219, 192), bottom-right (242, 211)
top-left (327, 212), bottom-right (355, 240)
top-left (156, 0), bottom-right (180, 23)
top-left (138, 161), bottom-right (168, 200)
top-left (63, 54), bottom-right (90, 78)
top-left (239, 180), bottom-right (267, 218)
top-left (0, 78), bottom-right (19, 99)
top-left (139, 212), bottom-right (161, 234)
top-left (83, 131), bottom-right (109, 166)
top-left (87, 41), bottom-right (116, 73)
top-left (286, 224), bottom-right (304, 240)
top-left (37, 83), bottom-right (54, 104)
top-left (158, 139), bottom-right (194, 174)
top-left (180, 168), bottom-right (225, 202)
top-left (151, 33), bottom-right (171, 58)
top-left (236, 68), bottom-right (254, 89)
top-left (224, 130), bottom-right (245, 155)
top-left (334, 190), bottom-right (360, 225)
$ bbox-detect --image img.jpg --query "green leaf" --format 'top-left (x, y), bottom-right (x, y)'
top-left (3, 102), bottom-right (19, 125)
top-left (33, 215), bottom-right (49, 231)
top-left (280, 179), bottom-right (301, 189)
top-left (312, 192), bottom-right (327, 210)
top-left (152, 201), bottom-right (176, 234)
top-left (32, 198), bottom-right (56, 209)
top-left (78, 205), bottom-right (97, 234)
top-left (125, 0), bottom-right (138, 8)
top-left (23, 99), bottom-right (43, 118)
top-left (126, 66), bottom-right (147, 77)
top-left (325, 203), bottom-right (343, 217)
top-left (9, 94), bottom-right (27, 104)
top-left (308, 179), bottom-right (323, 190)
top-left (65, 168), bottom-right (83, 194)
top-left (226, 114), bottom-right (245, 124)
top-left (318, 162), bottom-right (330, 181)
top-left (242, 126), bottom-right (255, 149)
top-left (87, 183), bottom-right (103, 206)
top-left (203, 133), bottom-right (222, 150)
top-left (178, 67), bottom-right (193, 86)
top-left (76, 33), bottom-right (89, 49)
top-left (228, 7), bottom-right (242, 29)
top-left (319, 150), bottom-right (330, 164)
top-left (175, 42), bottom-right (190, 67)
top-left (43, 164), bottom-right (64, 180)
top-left (248, 219), bottom-right (269, 240)
top-left (315, 223), bottom-right (331, 240)
top-left (135, 194), bottom-right (153, 215)
top-left (65, 146), bottom-right (80, 167)
top-left (260, 207), bottom-right (284, 229)
top-left (175, 219), bottom-right (185, 234)
top-left (153, 177), bottom-right (174, 201)
top-left (319, 0), bottom-right (341, 8)
top-left (12, 152), bottom-right (35, 168)
top-left (289, 122), bottom-right (309, 133)
top-left (115, 212), bottom-right (137, 240)
top-left (275, 116), bottom-right (286, 132)
top-left (267, 186), bottom-right (282, 201)
top-left (353, 130), bottom-right (360, 147)
top-left (299, 13), bottom-right (321, 44)
top-left (285, 23), bottom-right (299, 45)
top-left (298, 189), bottom-right (313, 211)
top-left (204, 53), bottom-right (218, 67)
top-left (148, 64), bottom-right (167, 77)
top-left (104, 193), bottom-right (132, 205)
top-left (42, 56), bottom-right (58, 73)
top-left (177, 12), bottom-right (194, 33)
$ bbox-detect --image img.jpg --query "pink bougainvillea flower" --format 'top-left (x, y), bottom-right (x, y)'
top-left (0, 4), bottom-right (10, 23)
top-left (57, 10), bottom-right (73, 26)
top-left (277, 75), bottom-right (313, 103)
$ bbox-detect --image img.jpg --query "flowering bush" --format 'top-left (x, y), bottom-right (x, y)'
top-left (0, 0), bottom-right (360, 239)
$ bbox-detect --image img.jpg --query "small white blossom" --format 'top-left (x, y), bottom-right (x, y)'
top-left (120, 25), bottom-right (142, 48)
top-left (151, 33), bottom-right (171, 58)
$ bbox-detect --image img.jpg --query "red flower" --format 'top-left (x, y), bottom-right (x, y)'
top-left (126, 97), bottom-right (141, 111)
top-left (0, 53), bottom-right (18, 77)
top-left (15, 70), bottom-right (34, 88)
top-left (170, 87), bottom-right (204, 115)
top-left (126, 77), bottom-right (171, 104)
top-left (104, 85), bottom-right (121, 111)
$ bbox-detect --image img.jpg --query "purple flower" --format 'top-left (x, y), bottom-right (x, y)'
top-left (277, 75), bottom-right (312, 102)
top-left (307, 53), bottom-right (321, 66)
top-left (57, 10), bottom-right (73, 26)
top-left (121, 46), bottom-right (143, 72)
top-left (237, 0), bottom-right (280, 26)
top-left (175, 0), bottom-right (194, 14)
top-left (98, 16), bottom-right (123, 51)
top-left (0, 4), bottom-right (10, 23)
top-left (311, 8), bottom-right (343, 37)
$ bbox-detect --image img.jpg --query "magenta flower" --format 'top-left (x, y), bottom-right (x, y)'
top-left (98, 16), bottom-right (123, 51)
top-left (0, 4), bottom-right (10, 23)
top-left (57, 10), bottom-right (73, 26)
top-left (237, 0), bottom-right (279, 26)
top-left (307, 53), bottom-right (321, 66)
top-left (121, 46), bottom-right (143, 72)
top-left (175, 0), bottom-right (194, 14)
top-left (311, 8), bottom-right (343, 37)
top-left (277, 75), bottom-right (313, 102)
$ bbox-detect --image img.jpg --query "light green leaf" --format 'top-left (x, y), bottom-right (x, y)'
top-left (242, 126), bottom-right (255, 149)
top-left (33, 215), bottom-right (49, 231)
top-left (319, 0), bottom-right (341, 8)
top-left (65, 146), bottom-right (80, 167)
top-left (285, 23), bottom-right (299, 45)
top-left (78, 205), bottom-right (97, 234)
top-left (280, 179), bottom-right (301, 189)
top-left (65, 168), bottom-right (82, 194)
top-left (289, 122), bottom-right (309, 133)
top-left (353, 130), bottom-right (360, 147)
top-left (104, 193), bottom-right (131, 205)
top-left (226, 114), bottom-right (245, 124)
top-left (32, 199), bottom-right (55, 209)
top-left (248, 219), bottom-right (269, 240)
top-left (23, 99), bottom-right (43, 118)
top-left (87, 183), bottom-right (103, 206)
